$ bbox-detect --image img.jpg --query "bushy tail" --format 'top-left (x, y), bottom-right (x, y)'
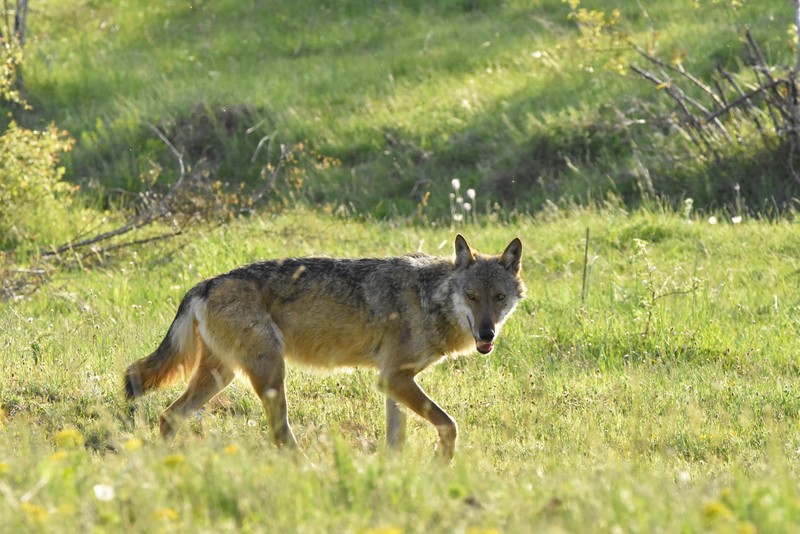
top-left (124, 289), bottom-right (203, 400)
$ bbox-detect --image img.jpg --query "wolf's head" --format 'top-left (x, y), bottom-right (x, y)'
top-left (451, 234), bottom-right (526, 354)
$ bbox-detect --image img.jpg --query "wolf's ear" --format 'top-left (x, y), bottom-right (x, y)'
top-left (454, 234), bottom-right (476, 270)
top-left (500, 237), bottom-right (522, 274)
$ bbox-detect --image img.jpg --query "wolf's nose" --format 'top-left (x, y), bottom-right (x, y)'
top-left (479, 328), bottom-right (495, 342)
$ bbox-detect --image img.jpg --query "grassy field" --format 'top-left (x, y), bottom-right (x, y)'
top-left (22, 0), bottom-right (796, 213)
top-left (2, 0), bottom-right (800, 531)
top-left (2, 209), bottom-right (800, 531)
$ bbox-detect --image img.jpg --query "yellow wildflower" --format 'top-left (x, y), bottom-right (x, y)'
top-left (55, 427), bottom-right (84, 449)
top-left (702, 499), bottom-right (734, 522)
top-left (123, 438), bottom-right (143, 451)
top-left (153, 507), bottom-right (179, 521)
top-left (21, 502), bottom-right (48, 524)
top-left (162, 453), bottom-right (185, 468)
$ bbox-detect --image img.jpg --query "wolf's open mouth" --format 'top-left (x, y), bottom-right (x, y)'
top-left (476, 341), bottom-right (494, 354)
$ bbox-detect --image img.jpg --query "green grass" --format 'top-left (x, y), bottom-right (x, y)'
top-left (20, 0), bottom-right (797, 213)
top-left (2, 209), bottom-right (800, 531)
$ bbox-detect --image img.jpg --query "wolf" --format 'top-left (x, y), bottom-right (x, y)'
top-left (124, 234), bottom-right (525, 460)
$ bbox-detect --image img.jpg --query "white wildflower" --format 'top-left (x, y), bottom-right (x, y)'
top-left (466, 188), bottom-right (476, 200)
top-left (93, 484), bottom-right (115, 502)
top-left (708, 216), bottom-right (717, 225)
top-left (463, 202), bottom-right (472, 212)
top-left (731, 216), bottom-right (742, 224)
top-left (451, 178), bottom-right (461, 192)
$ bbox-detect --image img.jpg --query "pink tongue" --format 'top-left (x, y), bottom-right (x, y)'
top-left (477, 341), bottom-right (494, 354)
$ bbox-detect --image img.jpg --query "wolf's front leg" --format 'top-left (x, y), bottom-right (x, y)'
top-left (381, 369), bottom-right (458, 461)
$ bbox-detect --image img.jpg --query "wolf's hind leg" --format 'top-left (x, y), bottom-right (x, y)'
top-left (386, 397), bottom-right (407, 451)
top-left (159, 341), bottom-right (234, 441)
top-left (243, 354), bottom-right (298, 449)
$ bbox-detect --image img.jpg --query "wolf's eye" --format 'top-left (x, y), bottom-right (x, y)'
top-left (466, 290), bottom-right (476, 301)
top-left (496, 293), bottom-right (506, 301)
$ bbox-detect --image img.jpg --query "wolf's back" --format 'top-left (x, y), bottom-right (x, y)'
top-left (124, 285), bottom-right (205, 399)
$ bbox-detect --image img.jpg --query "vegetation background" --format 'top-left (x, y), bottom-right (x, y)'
top-left (1, 0), bottom-right (799, 531)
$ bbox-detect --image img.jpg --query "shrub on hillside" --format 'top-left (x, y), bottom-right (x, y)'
top-left (0, 120), bottom-right (75, 249)
top-left (0, 35), bottom-right (76, 250)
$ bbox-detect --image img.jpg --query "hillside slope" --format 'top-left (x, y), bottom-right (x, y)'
top-left (23, 0), bottom-right (795, 216)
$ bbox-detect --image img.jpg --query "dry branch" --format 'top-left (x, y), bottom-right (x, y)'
top-left (624, 21), bottom-right (800, 209)
top-left (43, 124), bottom-right (187, 258)
top-left (632, 45), bottom-right (732, 143)
top-left (631, 27), bottom-right (799, 157)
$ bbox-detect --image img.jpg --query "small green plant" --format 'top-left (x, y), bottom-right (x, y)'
top-left (0, 34), bottom-right (24, 107)
top-left (630, 238), bottom-right (701, 338)
top-left (562, 0), bottom-right (629, 74)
